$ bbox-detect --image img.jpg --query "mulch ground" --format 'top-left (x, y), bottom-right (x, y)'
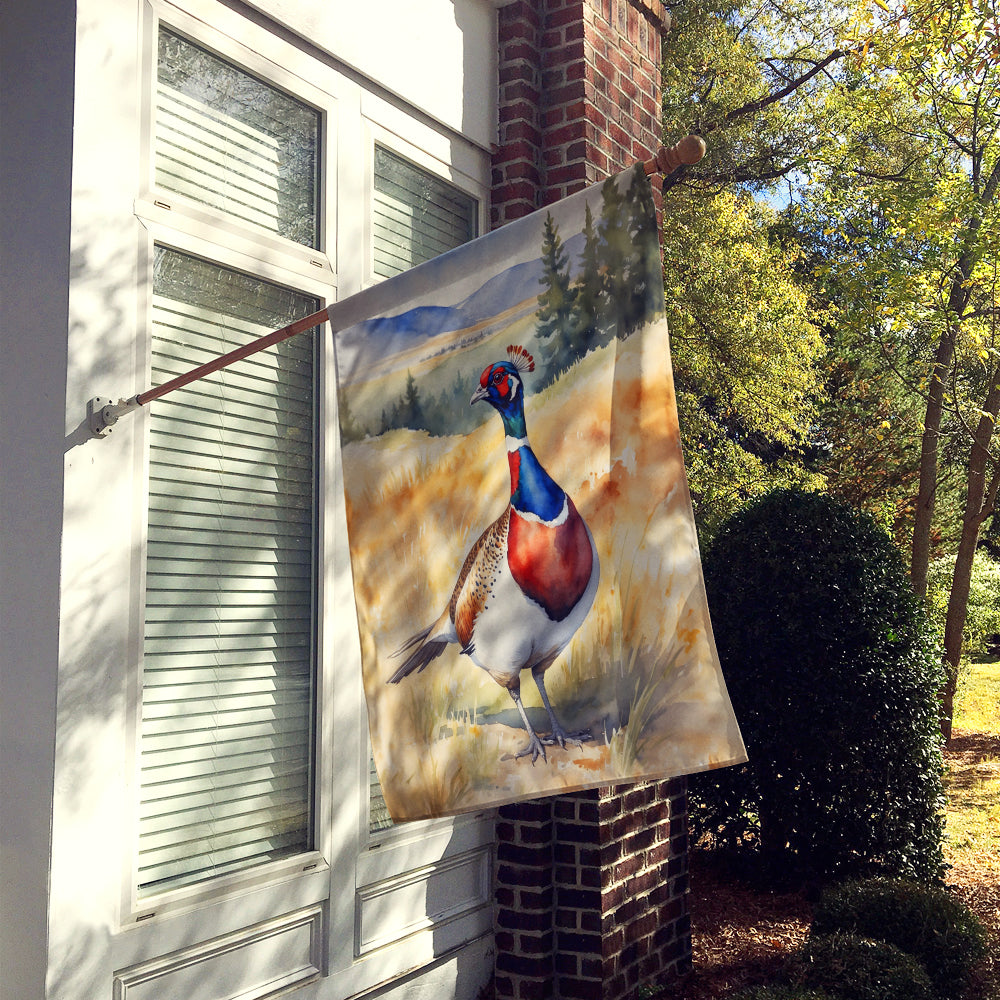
top-left (657, 734), bottom-right (1000, 999)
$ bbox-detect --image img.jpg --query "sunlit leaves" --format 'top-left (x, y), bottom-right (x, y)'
top-left (663, 188), bottom-right (826, 536)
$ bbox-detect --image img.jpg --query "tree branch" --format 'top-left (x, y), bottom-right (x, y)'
top-left (703, 49), bottom-right (847, 133)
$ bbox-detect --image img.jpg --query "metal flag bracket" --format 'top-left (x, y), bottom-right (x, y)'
top-left (88, 395), bottom-right (141, 437)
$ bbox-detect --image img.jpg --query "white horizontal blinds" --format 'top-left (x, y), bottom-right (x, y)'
top-left (368, 150), bottom-right (478, 833)
top-left (156, 28), bottom-right (320, 248)
top-left (139, 247), bottom-right (319, 895)
top-left (372, 145), bottom-right (478, 279)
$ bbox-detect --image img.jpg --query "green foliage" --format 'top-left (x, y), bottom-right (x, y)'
top-left (663, 190), bottom-right (826, 540)
top-left (927, 549), bottom-right (1000, 659)
top-left (691, 489), bottom-right (947, 882)
top-left (732, 988), bottom-right (836, 1000)
top-left (661, 0), bottom-right (849, 192)
top-left (792, 934), bottom-right (934, 1000)
top-left (812, 878), bottom-right (988, 999)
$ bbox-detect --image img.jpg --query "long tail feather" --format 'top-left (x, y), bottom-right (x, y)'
top-left (388, 626), bottom-right (448, 683)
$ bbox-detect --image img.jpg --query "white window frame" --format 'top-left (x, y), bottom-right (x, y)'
top-left (113, 1), bottom-right (496, 992)
top-left (123, 0), bottom-right (339, 931)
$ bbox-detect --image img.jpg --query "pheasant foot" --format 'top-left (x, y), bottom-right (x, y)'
top-left (539, 727), bottom-right (593, 749)
top-left (510, 730), bottom-right (549, 764)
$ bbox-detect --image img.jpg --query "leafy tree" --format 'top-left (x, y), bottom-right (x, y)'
top-left (660, 0), bottom-right (853, 195)
top-left (662, 0), bottom-right (999, 736)
top-left (801, 0), bottom-right (1000, 735)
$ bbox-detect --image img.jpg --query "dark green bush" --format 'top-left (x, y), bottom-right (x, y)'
top-left (690, 489), bottom-right (946, 882)
top-left (793, 933), bottom-right (934, 1000)
top-left (812, 878), bottom-right (988, 998)
top-left (732, 987), bottom-right (837, 1000)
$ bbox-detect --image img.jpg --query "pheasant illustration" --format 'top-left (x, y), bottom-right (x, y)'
top-left (389, 345), bottom-right (600, 763)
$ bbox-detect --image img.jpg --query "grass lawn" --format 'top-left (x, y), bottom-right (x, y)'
top-left (943, 658), bottom-right (1000, 1000)
top-left (946, 659), bottom-right (1000, 868)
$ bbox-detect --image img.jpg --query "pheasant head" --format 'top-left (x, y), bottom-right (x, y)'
top-left (471, 346), bottom-right (535, 437)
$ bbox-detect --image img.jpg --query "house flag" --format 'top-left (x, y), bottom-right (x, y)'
top-left (332, 164), bottom-right (746, 822)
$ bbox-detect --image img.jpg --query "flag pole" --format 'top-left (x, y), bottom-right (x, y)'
top-left (87, 135), bottom-right (705, 438)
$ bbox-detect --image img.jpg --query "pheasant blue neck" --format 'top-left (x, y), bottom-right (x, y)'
top-left (505, 437), bottom-right (565, 522)
top-left (495, 398), bottom-right (565, 521)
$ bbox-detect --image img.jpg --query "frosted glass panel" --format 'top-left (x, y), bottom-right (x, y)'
top-left (156, 28), bottom-right (320, 248)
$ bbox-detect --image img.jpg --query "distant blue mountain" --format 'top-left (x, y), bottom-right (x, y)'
top-left (360, 306), bottom-right (457, 340)
top-left (350, 231), bottom-right (588, 344)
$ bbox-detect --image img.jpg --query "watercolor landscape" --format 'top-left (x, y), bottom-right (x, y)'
top-left (333, 166), bottom-right (746, 821)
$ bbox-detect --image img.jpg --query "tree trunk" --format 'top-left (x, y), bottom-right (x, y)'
top-left (910, 159), bottom-right (1000, 596)
top-left (910, 328), bottom-right (955, 598)
top-left (940, 373), bottom-right (1000, 741)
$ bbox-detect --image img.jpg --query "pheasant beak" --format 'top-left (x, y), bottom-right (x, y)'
top-left (470, 384), bottom-right (490, 405)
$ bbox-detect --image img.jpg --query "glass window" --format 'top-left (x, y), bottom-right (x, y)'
top-left (156, 27), bottom-right (320, 248)
top-left (372, 145), bottom-right (477, 279)
top-left (138, 246), bottom-right (319, 895)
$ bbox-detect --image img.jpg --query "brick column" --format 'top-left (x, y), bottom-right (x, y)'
top-left (491, 4), bottom-right (692, 998)
top-left (492, 0), bottom-right (668, 225)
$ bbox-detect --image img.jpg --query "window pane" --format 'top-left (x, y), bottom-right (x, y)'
top-left (139, 246), bottom-right (318, 895)
top-left (156, 28), bottom-right (320, 248)
top-left (372, 146), bottom-right (477, 279)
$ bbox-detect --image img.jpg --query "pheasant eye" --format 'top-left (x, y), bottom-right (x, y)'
top-left (492, 371), bottom-right (504, 384)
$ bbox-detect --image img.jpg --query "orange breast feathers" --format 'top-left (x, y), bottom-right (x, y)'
top-left (507, 501), bottom-right (593, 622)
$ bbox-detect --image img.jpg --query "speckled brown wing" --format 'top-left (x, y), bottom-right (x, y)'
top-left (450, 507), bottom-right (510, 650)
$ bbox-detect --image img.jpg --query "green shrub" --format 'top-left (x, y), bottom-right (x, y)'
top-left (690, 489), bottom-right (946, 882)
top-left (732, 987), bottom-right (837, 1000)
top-left (811, 878), bottom-right (988, 999)
top-left (793, 933), bottom-right (934, 1000)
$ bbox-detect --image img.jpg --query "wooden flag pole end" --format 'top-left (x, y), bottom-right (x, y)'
top-left (644, 135), bottom-right (706, 176)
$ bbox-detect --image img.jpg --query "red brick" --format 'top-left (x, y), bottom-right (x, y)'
top-left (499, 100), bottom-right (540, 125)
top-left (517, 977), bottom-right (556, 1000)
top-left (547, 163), bottom-right (590, 186)
top-left (543, 41), bottom-right (587, 71)
top-left (555, 952), bottom-right (579, 976)
top-left (496, 952), bottom-right (551, 978)
top-left (559, 930), bottom-right (603, 955)
top-left (547, 3), bottom-right (588, 28)
top-left (521, 931), bottom-right (555, 955)
top-left (498, 863), bottom-right (552, 888)
top-left (560, 979), bottom-right (604, 1000)
top-left (626, 868), bottom-right (658, 897)
top-left (504, 79), bottom-right (541, 104)
top-left (502, 40), bottom-right (538, 64)
top-left (502, 120), bottom-right (543, 145)
top-left (546, 120), bottom-right (589, 147)
top-left (498, 906), bottom-right (551, 932)
top-left (520, 886), bottom-right (554, 910)
top-left (492, 5), bottom-right (688, 990)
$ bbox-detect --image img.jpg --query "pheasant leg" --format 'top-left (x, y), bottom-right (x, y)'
top-left (508, 683), bottom-right (548, 764)
top-left (533, 666), bottom-right (592, 749)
